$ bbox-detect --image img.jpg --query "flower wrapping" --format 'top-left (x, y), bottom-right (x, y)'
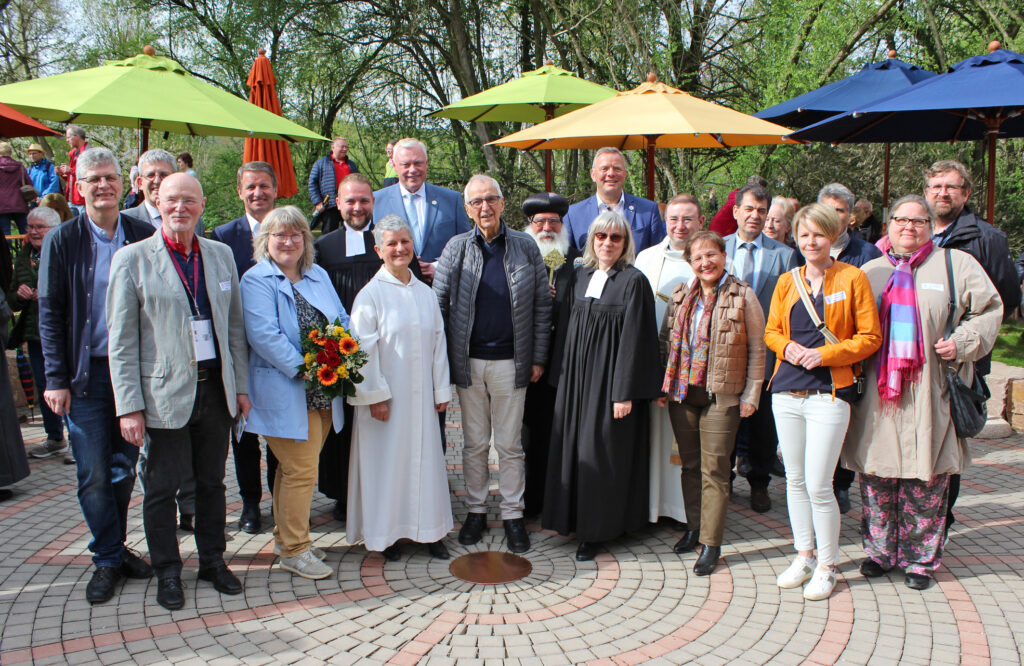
top-left (297, 318), bottom-right (368, 399)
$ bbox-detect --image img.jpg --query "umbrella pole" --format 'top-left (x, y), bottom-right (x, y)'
top-left (882, 143), bottom-right (891, 210)
top-left (543, 104), bottom-right (555, 192)
top-left (645, 136), bottom-right (656, 201)
top-left (139, 119), bottom-right (151, 155)
top-left (985, 121), bottom-right (997, 224)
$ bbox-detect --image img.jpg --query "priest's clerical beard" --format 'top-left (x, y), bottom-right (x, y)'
top-left (526, 223), bottom-right (570, 257)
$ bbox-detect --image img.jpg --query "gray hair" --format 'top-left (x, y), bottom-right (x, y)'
top-left (817, 182), bottom-right (855, 211)
top-left (138, 148), bottom-right (176, 171)
top-left (76, 148), bottom-right (119, 179)
top-left (463, 174), bottom-right (503, 203)
top-left (27, 206), bottom-right (61, 227)
top-left (253, 205), bottom-right (315, 273)
top-left (394, 137), bottom-right (428, 160)
top-left (372, 214), bottom-right (413, 246)
top-left (890, 194), bottom-right (933, 220)
top-left (582, 210), bottom-right (636, 269)
top-left (66, 125), bottom-right (86, 139)
top-left (593, 146), bottom-right (626, 169)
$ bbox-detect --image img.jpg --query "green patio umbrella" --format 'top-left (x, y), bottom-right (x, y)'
top-left (429, 62), bottom-right (617, 189)
top-left (0, 46), bottom-right (326, 152)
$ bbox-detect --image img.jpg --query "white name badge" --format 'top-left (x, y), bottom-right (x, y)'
top-left (824, 291), bottom-right (847, 305)
top-left (190, 316), bottom-right (217, 361)
top-left (219, 280), bottom-right (232, 292)
top-left (921, 282), bottom-right (945, 292)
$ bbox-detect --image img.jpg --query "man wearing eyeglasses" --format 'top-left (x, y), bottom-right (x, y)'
top-left (434, 175), bottom-right (552, 553)
top-left (123, 149), bottom-right (204, 236)
top-left (37, 148), bottom-right (156, 605)
top-left (106, 172), bottom-right (250, 611)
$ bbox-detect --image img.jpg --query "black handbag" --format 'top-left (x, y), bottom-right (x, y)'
top-left (942, 250), bottom-right (989, 438)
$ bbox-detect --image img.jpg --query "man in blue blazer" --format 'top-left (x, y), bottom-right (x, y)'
top-left (371, 138), bottom-right (470, 281)
top-left (210, 161), bottom-right (280, 535)
top-left (563, 147), bottom-right (665, 253)
top-left (724, 184), bottom-right (798, 514)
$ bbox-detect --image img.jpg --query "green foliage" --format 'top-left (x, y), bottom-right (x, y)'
top-left (993, 321), bottom-right (1024, 369)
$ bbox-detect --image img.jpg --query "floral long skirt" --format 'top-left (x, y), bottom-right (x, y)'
top-left (859, 473), bottom-right (949, 576)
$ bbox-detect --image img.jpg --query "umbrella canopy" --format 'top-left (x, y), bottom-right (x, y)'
top-left (0, 46), bottom-right (326, 151)
top-left (0, 101), bottom-right (59, 139)
top-left (790, 43), bottom-right (1024, 221)
top-left (430, 62), bottom-right (617, 189)
top-left (490, 74), bottom-right (796, 198)
top-left (754, 53), bottom-right (936, 128)
top-left (243, 49), bottom-right (299, 199)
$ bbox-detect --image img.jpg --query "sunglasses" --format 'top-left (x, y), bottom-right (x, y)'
top-left (594, 232), bottom-right (625, 243)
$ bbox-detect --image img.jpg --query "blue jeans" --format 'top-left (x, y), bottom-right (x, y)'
top-left (67, 358), bottom-right (139, 568)
top-left (27, 340), bottom-right (66, 442)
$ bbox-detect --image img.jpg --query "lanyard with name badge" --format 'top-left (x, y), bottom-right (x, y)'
top-left (163, 231), bottom-right (216, 362)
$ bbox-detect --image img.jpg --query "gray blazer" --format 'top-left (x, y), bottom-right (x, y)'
top-left (106, 233), bottom-right (248, 429)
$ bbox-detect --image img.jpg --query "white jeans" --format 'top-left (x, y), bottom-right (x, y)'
top-left (456, 358), bottom-right (527, 519)
top-left (772, 392), bottom-right (850, 566)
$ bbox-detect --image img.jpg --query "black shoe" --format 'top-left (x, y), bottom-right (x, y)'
top-left (835, 488), bottom-right (852, 514)
top-left (860, 559), bottom-right (888, 578)
top-left (770, 456), bottom-right (786, 478)
top-left (0, 488), bottom-right (12, 502)
top-left (332, 500), bottom-right (346, 522)
top-left (458, 513), bottom-right (487, 546)
top-left (575, 541), bottom-right (600, 561)
top-left (178, 513), bottom-right (194, 532)
top-left (503, 518), bottom-right (530, 553)
top-left (426, 540), bottom-right (449, 560)
top-left (905, 572), bottom-right (932, 590)
top-left (673, 530), bottom-right (700, 554)
top-left (197, 564), bottom-right (242, 595)
top-left (239, 503), bottom-right (261, 534)
top-left (157, 576), bottom-right (185, 610)
top-left (382, 543), bottom-right (403, 561)
top-left (750, 485), bottom-right (771, 513)
top-left (693, 545), bottom-right (721, 576)
top-left (120, 548), bottom-right (154, 579)
top-left (736, 455), bottom-right (752, 477)
top-left (86, 566), bottom-right (123, 604)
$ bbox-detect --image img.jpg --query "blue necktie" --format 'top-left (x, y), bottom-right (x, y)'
top-left (740, 242), bottom-right (755, 287)
top-left (405, 193), bottom-right (423, 254)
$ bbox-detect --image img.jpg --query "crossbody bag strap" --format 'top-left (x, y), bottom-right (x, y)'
top-left (943, 249), bottom-right (957, 339)
top-left (788, 267), bottom-right (840, 345)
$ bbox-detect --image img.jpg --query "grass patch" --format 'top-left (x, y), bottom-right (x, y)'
top-left (993, 321), bottom-right (1024, 368)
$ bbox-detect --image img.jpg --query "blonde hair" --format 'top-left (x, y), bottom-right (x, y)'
top-left (0, 142), bottom-right (12, 157)
top-left (792, 203), bottom-right (843, 242)
top-left (582, 211), bottom-right (635, 269)
top-left (253, 206), bottom-right (315, 273)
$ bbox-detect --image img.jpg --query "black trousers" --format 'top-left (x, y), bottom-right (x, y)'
top-left (144, 374), bottom-right (232, 578)
top-left (733, 386), bottom-right (777, 488)
top-left (232, 431), bottom-right (277, 504)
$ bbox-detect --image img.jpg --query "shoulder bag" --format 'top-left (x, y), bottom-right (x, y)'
top-left (942, 250), bottom-right (989, 438)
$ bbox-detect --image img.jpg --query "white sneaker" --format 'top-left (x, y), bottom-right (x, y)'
top-left (29, 439), bottom-right (69, 458)
top-left (777, 555), bottom-right (817, 588)
top-left (273, 543), bottom-right (326, 560)
top-left (279, 548), bottom-right (333, 580)
top-left (803, 564), bottom-right (837, 600)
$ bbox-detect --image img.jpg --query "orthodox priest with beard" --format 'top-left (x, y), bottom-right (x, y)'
top-left (520, 192), bottom-right (578, 518)
top-left (314, 173), bottom-right (422, 520)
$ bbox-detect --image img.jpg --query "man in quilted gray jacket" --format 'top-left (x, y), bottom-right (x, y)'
top-left (434, 174), bottom-right (551, 554)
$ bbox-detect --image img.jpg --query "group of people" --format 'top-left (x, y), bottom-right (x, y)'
top-left (0, 126), bottom-right (1013, 612)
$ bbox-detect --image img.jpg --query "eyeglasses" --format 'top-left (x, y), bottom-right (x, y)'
top-left (594, 232), bottom-right (625, 243)
top-left (927, 183), bottom-right (966, 193)
top-left (26, 224), bottom-right (51, 231)
top-left (162, 197), bottom-right (201, 208)
top-left (531, 216), bottom-right (562, 227)
top-left (890, 216), bottom-right (931, 229)
top-left (467, 195), bottom-right (502, 209)
top-left (80, 175), bottom-right (120, 185)
top-left (270, 232), bottom-right (304, 244)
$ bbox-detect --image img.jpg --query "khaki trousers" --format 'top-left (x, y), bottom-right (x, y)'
top-left (265, 410), bottom-right (332, 557)
top-left (667, 388), bottom-right (740, 547)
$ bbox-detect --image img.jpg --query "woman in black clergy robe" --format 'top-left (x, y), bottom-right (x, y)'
top-left (543, 211), bottom-right (663, 561)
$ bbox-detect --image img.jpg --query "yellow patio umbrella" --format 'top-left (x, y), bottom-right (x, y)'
top-left (490, 74), bottom-right (798, 199)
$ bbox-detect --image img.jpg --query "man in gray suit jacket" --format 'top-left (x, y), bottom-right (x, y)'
top-left (107, 173), bottom-right (250, 611)
top-left (724, 184), bottom-right (798, 513)
top-left (122, 149), bottom-right (203, 236)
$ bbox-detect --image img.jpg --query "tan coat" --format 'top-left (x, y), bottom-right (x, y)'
top-left (660, 275), bottom-right (766, 408)
top-left (842, 249), bottom-right (1002, 480)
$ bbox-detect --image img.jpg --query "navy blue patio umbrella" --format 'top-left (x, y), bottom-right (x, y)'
top-left (791, 42), bottom-right (1024, 222)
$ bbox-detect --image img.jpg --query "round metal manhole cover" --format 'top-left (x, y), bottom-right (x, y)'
top-left (449, 551), bottom-right (533, 584)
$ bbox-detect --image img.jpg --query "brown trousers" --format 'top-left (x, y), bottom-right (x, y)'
top-left (667, 388), bottom-right (740, 547)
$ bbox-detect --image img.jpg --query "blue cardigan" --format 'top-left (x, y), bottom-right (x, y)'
top-left (240, 259), bottom-right (351, 440)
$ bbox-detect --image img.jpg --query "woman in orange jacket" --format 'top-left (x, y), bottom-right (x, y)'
top-left (763, 203), bottom-right (881, 601)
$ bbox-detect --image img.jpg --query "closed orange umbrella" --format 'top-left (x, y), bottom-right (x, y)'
top-left (243, 49), bottom-right (298, 199)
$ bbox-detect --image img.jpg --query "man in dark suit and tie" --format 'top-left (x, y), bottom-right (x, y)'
top-left (371, 137), bottom-right (470, 282)
top-left (563, 147), bottom-right (665, 253)
top-left (724, 184), bottom-right (798, 513)
top-left (210, 161), bottom-right (279, 534)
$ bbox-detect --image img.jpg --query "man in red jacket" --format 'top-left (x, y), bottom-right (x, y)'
top-left (57, 125), bottom-right (89, 215)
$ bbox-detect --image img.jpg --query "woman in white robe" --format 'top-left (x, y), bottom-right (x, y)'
top-left (346, 215), bottom-right (453, 560)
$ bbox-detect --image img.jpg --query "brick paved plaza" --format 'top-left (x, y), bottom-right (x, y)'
top-left (1, 401), bottom-right (1022, 665)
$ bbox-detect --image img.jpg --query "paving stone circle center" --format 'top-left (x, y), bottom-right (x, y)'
top-left (448, 551), bottom-right (533, 584)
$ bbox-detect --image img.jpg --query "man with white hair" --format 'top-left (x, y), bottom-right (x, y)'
top-left (816, 183), bottom-right (881, 268)
top-left (434, 175), bottom-right (551, 553)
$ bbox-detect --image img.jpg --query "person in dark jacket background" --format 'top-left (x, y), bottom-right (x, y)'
top-left (0, 142), bottom-right (30, 237)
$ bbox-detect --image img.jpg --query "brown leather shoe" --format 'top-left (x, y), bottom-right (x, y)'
top-left (750, 485), bottom-right (771, 513)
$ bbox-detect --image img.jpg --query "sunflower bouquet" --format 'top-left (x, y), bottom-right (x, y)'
top-left (297, 318), bottom-right (368, 399)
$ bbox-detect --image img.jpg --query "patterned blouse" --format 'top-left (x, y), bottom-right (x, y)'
top-left (293, 287), bottom-right (332, 410)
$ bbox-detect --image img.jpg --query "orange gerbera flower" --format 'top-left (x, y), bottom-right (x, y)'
top-left (308, 329), bottom-right (327, 346)
top-left (339, 337), bottom-right (359, 354)
top-left (317, 366), bottom-right (338, 386)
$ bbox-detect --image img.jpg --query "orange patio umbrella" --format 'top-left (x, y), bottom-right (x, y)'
top-left (243, 49), bottom-right (298, 199)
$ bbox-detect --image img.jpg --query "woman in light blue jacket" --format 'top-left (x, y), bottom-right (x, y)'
top-left (240, 206), bottom-right (350, 581)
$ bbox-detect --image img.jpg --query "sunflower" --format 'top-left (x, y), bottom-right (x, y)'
top-left (339, 337), bottom-right (359, 354)
top-left (317, 366), bottom-right (339, 386)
